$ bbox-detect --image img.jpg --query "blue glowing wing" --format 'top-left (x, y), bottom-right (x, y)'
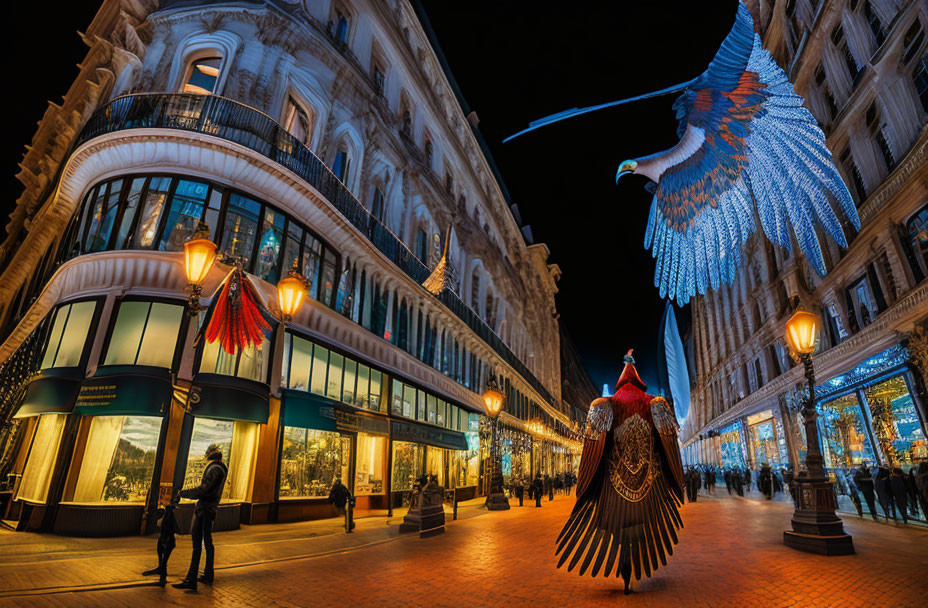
top-left (661, 302), bottom-right (690, 427)
top-left (644, 3), bottom-right (859, 304)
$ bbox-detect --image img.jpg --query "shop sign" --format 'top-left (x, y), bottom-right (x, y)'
top-left (75, 368), bottom-right (172, 416)
top-left (335, 407), bottom-right (389, 435)
top-left (391, 419), bottom-right (468, 451)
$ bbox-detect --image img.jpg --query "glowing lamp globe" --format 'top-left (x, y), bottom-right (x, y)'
top-left (277, 265), bottom-right (308, 321)
top-left (183, 228), bottom-right (217, 287)
top-left (482, 385), bottom-right (504, 419)
top-left (785, 310), bottom-right (819, 356)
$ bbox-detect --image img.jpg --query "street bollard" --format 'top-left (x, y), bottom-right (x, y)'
top-left (453, 495), bottom-right (458, 521)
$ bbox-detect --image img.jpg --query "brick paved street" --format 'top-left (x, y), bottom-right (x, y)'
top-left (1, 492), bottom-right (926, 608)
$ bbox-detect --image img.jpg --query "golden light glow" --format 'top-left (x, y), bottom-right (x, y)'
top-left (277, 269), bottom-right (307, 321)
top-left (183, 235), bottom-right (217, 286)
top-left (785, 310), bottom-right (819, 355)
top-left (482, 386), bottom-right (504, 419)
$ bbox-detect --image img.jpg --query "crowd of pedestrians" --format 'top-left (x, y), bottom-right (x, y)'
top-left (508, 472), bottom-right (575, 507)
top-left (682, 462), bottom-right (928, 525)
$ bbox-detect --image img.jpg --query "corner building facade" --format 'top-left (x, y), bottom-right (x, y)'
top-left (681, 0), bottom-right (928, 487)
top-left (0, 0), bottom-right (589, 536)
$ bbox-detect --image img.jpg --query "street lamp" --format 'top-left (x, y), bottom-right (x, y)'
top-left (183, 222), bottom-right (217, 314)
top-left (782, 308), bottom-right (854, 555)
top-left (277, 260), bottom-right (308, 322)
top-left (483, 377), bottom-right (510, 511)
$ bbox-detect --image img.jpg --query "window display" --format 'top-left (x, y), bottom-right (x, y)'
top-left (748, 419), bottom-right (780, 467)
top-left (279, 428), bottom-right (348, 498)
top-left (16, 414), bottom-right (67, 503)
top-left (817, 393), bottom-right (876, 469)
top-left (355, 432), bottom-right (385, 495)
top-left (392, 440), bottom-right (424, 493)
top-left (863, 375), bottom-right (927, 468)
top-left (719, 423), bottom-right (745, 468)
top-left (184, 418), bottom-right (258, 502)
top-left (70, 416), bottom-right (161, 502)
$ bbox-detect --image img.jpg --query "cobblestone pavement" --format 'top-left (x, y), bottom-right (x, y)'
top-left (1, 492), bottom-right (926, 608)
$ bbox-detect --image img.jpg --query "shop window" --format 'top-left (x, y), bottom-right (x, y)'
top-left (157, 179), bottom-right (211, 252)
top-left (283, 334), bottom-right (384, 411)
top-left (219, 193), bottom-right (261, 268)
top-left (906, 205), bottom-right (928, 279)
top-left (131, 177), bottom-right (172, 249)
top-left (41, 301), bottom-right (97, 369)
top-left (402, 384), bottom-right (415, 418)
top-left (254, 208), bottom-right (285, 283)
top-left (844, 276), bottom-right (877, 331)
top-left (303, 235), bottom-right (323, 301)
top-left (281, 222), bottom-right (303, 281)
top-left (103, 301), bottom-right (184, 368)
top-left (817, 393), bottom-right (876, 470)
top-left (70, 416), bottom-right (161, 502)
top-left (282, 96), bottom-right (313, 146)
top-left (426, 446), bottom-right (446, 487)
top-left (327, 352), bottom-right (344, 400)
top-left (354, 432), bottom-right (385, 495)
top-left (863, 375), bottom-right (927, 467)
top-left (113, 178), bottom-right (147, 250)
top-left (16, 414), bottom-right (67, 503)
top-left (279, 428), bottom-right (349, 498)
top-left (182, 57), bottom-right (222, 95)
top-left (825, 302), bottom-right (849, 344)
top-left (426, 394), bottom-right (437, 424)
top-left (183, 417), bottom-right (257, 502)
top-left (200, 334), bottom-right (270, 384)
top-left (322, 248), bottom-right (338, 307)
top-left (310, 343), bottom-right (328, 395)
top-left (392, 441), bottom-right (424, 493)
top-left (342, 358), bottom-right (357, 405)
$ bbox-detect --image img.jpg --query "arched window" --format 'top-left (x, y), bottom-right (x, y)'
top-left (470, 268), bottom-right (481, 311)
top-left (283, 96), bottom-right (314, 146)
top-left (182, 57), bottom-right (222, 95)
top-left (371, 186), bottom-right (385, 221)
top-left (332, 142), bottom-right (350, 184)
top-left (906, 204), bottom-right (928, 279)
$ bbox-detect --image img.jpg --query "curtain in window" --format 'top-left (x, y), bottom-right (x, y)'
top-left (17, 414), bottom-right (67, 503)
top-left (228, 421), bottom-right (259, 501)
top-left (72, 416), bottom-right (124, 502)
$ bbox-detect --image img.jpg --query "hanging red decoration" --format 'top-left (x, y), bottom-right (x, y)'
top-left (197, 267), bottom-right (274, 354)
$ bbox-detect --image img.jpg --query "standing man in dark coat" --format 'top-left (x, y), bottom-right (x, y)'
top-left (759, 463), bottom-right (773, 500)
top-left (875, 465), bottom-right (896, 521)
top-left (565, 473), bottom-right (574, 496)
top-left (533, 473), bottom-right (544, 507)
top-left (723, 468), bottom-right (732, 495)
top-left (514, 475), bottom-right (524, 506)
top-left (173, 444), bottom-right (228, 592)
top-left (853, 463), bottom-right (878, 521)
top-left (890, 466), bottom-right (909, 524)
top-left (328, 478), bottom-right (354, 531)
top-left (733, 469), bottom-right (744, 496)
top-left (905, 469), bottom-right (920, 518)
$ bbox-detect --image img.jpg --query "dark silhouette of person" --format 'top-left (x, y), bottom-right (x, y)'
top-left (724, 469), bottom-right (732, 495)
top-left (915, 462), bottom-right (928, 519)
top-left (890, 466), bottom-right (909, 524)
top-left (173, 444), bottom-right (228, 592)
top-left (328, 478), bottom-right (354, 531)
top-left (565, 473), bottom-right (574, 496)
top-left (875, 465), bottom-right (896, 521)
top-left (533, 474), bottom-right (544, 507)
top-left (743, 468), bottom-right (752, 492)
top-left (905, 469), bottom-right (920, 519)
top-left (142, 494), bottom-right (179, 586)
top-left (514, 475), bottom-right (524, 506)
top-left (783, 468), bottom-right (796, 504)
top-left (853, 464), bottom-right (879, 521)
top-left (732, 469), bottom-right (744, 496)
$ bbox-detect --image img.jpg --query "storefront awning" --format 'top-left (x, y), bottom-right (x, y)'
top-left (13, 369), bottom-right (83, 418)
top-left (281, 389), bottom-right (337, 432)
top-left (334, 404), bottom-right (389, 436)
top-left (391, 419), bottom-right (468, 451)
top-left (189, 373), bottom-right (269, 424)
top-left (74, 365), bottom-right (173, 417)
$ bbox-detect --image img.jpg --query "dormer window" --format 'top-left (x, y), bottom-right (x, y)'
top-left (183, 57), bottom-right (221, 95)
top-left (371, 186), bottom-right (385, 221)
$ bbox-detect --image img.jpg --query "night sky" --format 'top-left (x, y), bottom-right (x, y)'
top-left (2, 1), bottom-right (740, 392)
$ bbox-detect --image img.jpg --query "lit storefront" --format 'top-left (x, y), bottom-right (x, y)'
top-left (745, 409), bottom-right (789, 468)
top-left (719, 421), bottom-right (747, 468)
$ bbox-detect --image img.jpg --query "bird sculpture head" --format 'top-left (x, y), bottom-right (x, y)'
top-left (615, 159), bottom-right (638, 183)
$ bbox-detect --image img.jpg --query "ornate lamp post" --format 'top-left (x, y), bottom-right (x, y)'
top-left (482, 378), bottom-right (510, 510)
top-left (183, 222), bottom-right (218, 314)
top-left (782, 309), bottom-right (854, 555)
top-left (277, 260), bottom-right (308, 322)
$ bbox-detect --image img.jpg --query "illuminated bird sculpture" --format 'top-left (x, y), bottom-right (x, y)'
top-left (558, 350), bottom-right (684, 594)
top-left (506, 2), bottom-right (859, 304)
top-left (197, 266), bottom-right (275, 354)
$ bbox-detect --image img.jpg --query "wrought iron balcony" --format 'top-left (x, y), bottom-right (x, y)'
top-left (75, 93), bottom-right (555, 405)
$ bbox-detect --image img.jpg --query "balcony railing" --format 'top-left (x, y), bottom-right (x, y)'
top-left (75, 93), bottom-right (554, 405)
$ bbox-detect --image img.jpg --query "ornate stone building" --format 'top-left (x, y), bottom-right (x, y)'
top-left (0, 0), bottom-right (589, 535)
top-left (681, 0), bottom-right (928, 478)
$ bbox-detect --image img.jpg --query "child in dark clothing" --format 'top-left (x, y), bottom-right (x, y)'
top-left (142, 495), bottom-right (179, 586)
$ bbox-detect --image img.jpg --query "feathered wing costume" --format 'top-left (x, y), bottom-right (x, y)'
top-left (557, 351), bottom-right (684, 594)
top-left (506, 2), bottom-right (859, 305)
top-left (196, 267), bottom-right (276, 354)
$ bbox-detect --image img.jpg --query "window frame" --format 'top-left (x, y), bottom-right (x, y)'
top-left (98, 297), bottom-right (189, 372)
top-left (39, 297), bottom-right (104, 372)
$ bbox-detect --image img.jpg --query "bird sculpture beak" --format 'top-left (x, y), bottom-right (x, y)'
top-left (615, 160), bottom-right (637, 184)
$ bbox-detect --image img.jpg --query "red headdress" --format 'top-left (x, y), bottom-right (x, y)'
top-left (614, 349), bottom-right (646, 391)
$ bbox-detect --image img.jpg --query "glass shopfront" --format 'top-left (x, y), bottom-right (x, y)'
top-left (183, 417), bottom-right (259, 502)
top-left (354, 432), bottom-right (386, 495)
top-left (719, 422), bottom-right (746, 468)
top-left (817, 393), bottom-right (876, 470)
top-left (15, 414), bottom-right (68, 503)
top-left (279, 428), bottom-right (349, 498)
top-left (862, 375), bottom-right (927, 467)
top-left (747, 410), bottom-right (783, 468)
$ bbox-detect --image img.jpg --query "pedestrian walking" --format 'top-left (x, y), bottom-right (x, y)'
top-left (533, 474), bottom-right (544, 507)
top-left (328, 478), bottom-right (355, 531)
top-left (915, 462), bottom-right (928, 518)
top-left (854, 463), bottom-right (879, 521)
top-left (546, 474), bottom-right (554, 501)
top-left (905, 469), bottom-right (920, 519)
top-left (173, 444), bottom-right (228, 592)
top-left (875, 465), bottom-right (896, 521)
top-left (565, 473), bottom-right (574, 496)
top-left (890, 466), bottom-right (909, 524)
top-left (514, 475), bottom-right (524, 506)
